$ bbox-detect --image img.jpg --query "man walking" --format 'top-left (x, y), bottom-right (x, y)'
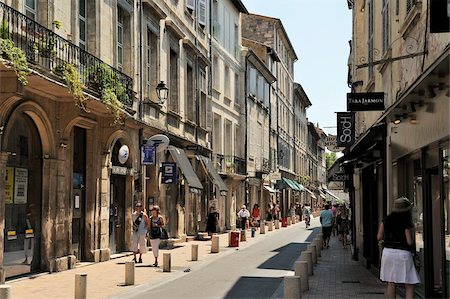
top-left (237, 205), bottom-right (250, 230)
top-left (131, 202), bottom-right (150, 263)
top-left (320, 204), bottom-right (334, 248)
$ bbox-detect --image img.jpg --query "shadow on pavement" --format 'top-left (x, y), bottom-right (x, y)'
top-left (223, 276), bottom-right (283, 299)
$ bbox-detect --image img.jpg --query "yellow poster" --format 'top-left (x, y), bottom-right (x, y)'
top-left (4, 167), bottom-right (14, 204)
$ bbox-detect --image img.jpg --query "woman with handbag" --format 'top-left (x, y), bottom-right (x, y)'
top-left (377, 197), bottom-right (420, 299)
top-left (149, 205), bottom-right (165, 267)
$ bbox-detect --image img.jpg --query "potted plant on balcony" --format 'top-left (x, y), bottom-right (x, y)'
top-left (225, 158), bottom-right (235, 173)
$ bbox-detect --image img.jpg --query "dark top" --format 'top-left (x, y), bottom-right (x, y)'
top-left (383, 212), bottom-right (413, 251)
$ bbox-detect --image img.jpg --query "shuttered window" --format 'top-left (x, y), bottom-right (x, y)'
top-left (382, 0), bottom-right (390, 54)
top-left (186, 0), bottom-right (195, 11)
top-left (198, 0), bottom-right (207, 27)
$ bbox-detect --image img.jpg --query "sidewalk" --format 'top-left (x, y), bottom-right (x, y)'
top-left (6, 221), bottom-right (300, 299)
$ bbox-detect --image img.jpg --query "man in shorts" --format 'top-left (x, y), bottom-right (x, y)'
top-left (320, 204), bottom-right (334, 248)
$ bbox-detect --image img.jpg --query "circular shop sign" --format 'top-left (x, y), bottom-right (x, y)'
top-left (118, 145), bottom-right (129, 164)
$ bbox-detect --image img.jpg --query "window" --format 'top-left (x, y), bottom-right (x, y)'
top-left (146, 29), bottom-right (158, 101)
top-left (186, 0), bottom-right (195, 11)
top-left (234, 73), bottom-right (239, 104)
top-left (249, 67), bottom-right (257, 95)
top-left (224, 120), bottom-right (232, 156)
top-left (213, 56), bottom-right (219, 89)
top-left (367, 0), bottom-right (374, 80)
top-left (224, 66), bottom-right (230, 98)
top-left (79, 0), bottom-right (87, 50)
top-left (199, 67), bottom-right (207, 128)
top-left (186, 63), bottom-right (195, 121)
top-left (117, 6), bottom-right (124, 71)
top-left (257, 75), bottom-right (264, 100)
top-left (198, 0), bottom-right (207, 27)
top-left (234, 24), bottom-right (239, 59)
top-left (212, 0), bottom-right (220, 39)
top-left (25, 0), bottom-right (37, 20)
top-left (382, 0), bottom-right (390, 54)
top-left (169, 49), bottom-right (179, 113)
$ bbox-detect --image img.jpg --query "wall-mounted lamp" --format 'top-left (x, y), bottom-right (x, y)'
top-left (60, 142), bottom-right (68, 148)
top-left (156, 81), bottom-right (169, 104)
top-left (393, 114), bottom-right (402, 124)
top-left (409, 114), bottom-right (418, 124)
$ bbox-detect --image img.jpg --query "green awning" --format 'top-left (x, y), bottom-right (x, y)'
top-left (200, 156), bottom-right (227, 194)
top-left (168, 146), bottom-right (203, 192)
top-left (280, 178), bottom-right (302, 191)
top-left (293, 180), bottom-right (305, 191)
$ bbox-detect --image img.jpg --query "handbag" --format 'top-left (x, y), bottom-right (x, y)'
top-left (160, 228), bottom-right (169, 240)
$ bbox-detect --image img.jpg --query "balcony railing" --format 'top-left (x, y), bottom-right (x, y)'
top-left (214, 154), bottom-right (247, 176)
top-left (256, 157), bottom-right (270, 174)
top-left (0, 2), bottom-right (133, 107)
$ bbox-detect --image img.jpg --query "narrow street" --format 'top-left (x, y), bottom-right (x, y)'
top-left (116, 220), bottom-right (320, 299)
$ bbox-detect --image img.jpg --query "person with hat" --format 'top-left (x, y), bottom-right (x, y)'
top-left (237, 205), bottom-right (250, 230)
top-left (149, 205), bottom-right (165, 267)
top-left (377, 197), bottom-right (420, 299)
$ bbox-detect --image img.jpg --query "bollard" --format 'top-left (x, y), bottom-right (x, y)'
top-left (283, 276), bottom-right (302, 299)
top-left (251, 228), bottom-right (256, 237)
top-left (300, 251), bottom-right (313, 276)
top-left (0, 268), bottom-right (5, 284)
top-left (274, 219), bottom-right (280, 229)
top-left (211, 235), bottom-right (220, 253)
top-left (163, 253), bottom-right (171, 272)
top-left (268, 221), bottom-right (273, 231)
top-left (240, 229), bottom-right (247, 242)
top-left (125, 261), bottom-right (135, 285)
top-left (307, 244), bottom-right (317, 264)
top-left (74, 273), bottom-right (87, 299)
top-left (191, 244), bottom-right (199, 261)
top-left (294, 261), bottom-right (309, 292)
top-left (317, 234), bottom-right (324, 249)
top-left (260, 222), bottom-right (266, 234)
top-left (287, 217), bottom-right (291, 226)
top-left (0, 285), bottom-right (11, 299)
top-left (313, 238), bottom-right (322, 257)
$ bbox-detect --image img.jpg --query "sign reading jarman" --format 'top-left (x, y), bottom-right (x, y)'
top-left (347, 92), bottom-right (385, 111)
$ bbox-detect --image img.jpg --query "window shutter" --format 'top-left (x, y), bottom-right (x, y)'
top-left (186, 0), bottom-right (195, 10)
top-left (206, 97), bottom-right (213, 130)
top-left (198, 0), bottom-right (207, 26)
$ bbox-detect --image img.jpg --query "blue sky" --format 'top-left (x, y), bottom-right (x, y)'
top-left (241, 0), bottom-right (352, 135)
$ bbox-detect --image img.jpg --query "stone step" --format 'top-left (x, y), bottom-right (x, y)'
top-left (196, 232), bottom-right (211, 241)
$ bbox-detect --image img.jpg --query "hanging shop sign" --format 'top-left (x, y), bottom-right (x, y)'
top-left (347, 92), bottom-right (385, 111)
top-left (430, 0), bottom-right (450, 33)
top-left (337, 112), bottom-right (355, 147)
top-left (14, 168), bottom-right (28, 204)
top-left (325, 135), bottom-right (345, 152)
top-left (329, 172), bottom-right (350, 182)
top-left (141, 145), bottom-right (156, 165)
top-left (118, 145), bottom-right (130, 164)
top-left (161, 162), bottom-right (177, 184)
top-left (5, 167), bottom-right (14, 204)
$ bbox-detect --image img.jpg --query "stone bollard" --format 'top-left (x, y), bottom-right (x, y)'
top-left (240, 230), bottom-right (247, 242)
top-left (274, 219), bottom-right (280, 229)
top-left (268, 221), bottom-right (273, 231)
top-left (294, 261), bottom-right (309, 292)
top-left (287, 217), bottom-right (291, 226)
top-left (191, 244), bottom-right (198, 261)
top-left (211, 235), bottom-right (220, 253)
top-left (300, 251), bottom-right (313, 276)
top-left (260, 222), bottom-right (266, 234)
top-left (307, 244), bottom-right (317, 264)
top-left (316, 234), bottom-right (324, 249)
top-left (0, 268), bottom-right (5, 284)
top-left (75, 273), bottom-right (87, 299)
top-left (284, 276), bottom-right (302, 299)
top-left (163, 253), bottom-right (171, 272)
top-left (313, 238), bottom-right (322, 257)
top-left (125, 261), bottom-right (135, 285)
top-left (0, 285), bottom-right (12, 299)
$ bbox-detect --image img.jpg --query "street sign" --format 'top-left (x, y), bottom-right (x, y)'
top-left (347, 92), bottom-right (385, 111)
top-left (161, 162), bottom-right (177, 184)
top-left (141, 145), bottom-right (156, 165)
top-left (337, 112), bottom-right (355, 147)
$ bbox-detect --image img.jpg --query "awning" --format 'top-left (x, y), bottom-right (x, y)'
top-left (264, 185), bottom-right (280, 193)
top-left (324, 189), bottom-right (339, 200)
top-left (168, 146), bottom-right (203, 192)
top-left (319, 191), bottom-right (326, 199)
top-left (280, 178), bottom-right (302, 191)
top-left (292, 180), bottom-right (305, 191)
top-left (200, 156), bottom-right (227, 194)
top-left (304, 188), bottom-right (317, 199)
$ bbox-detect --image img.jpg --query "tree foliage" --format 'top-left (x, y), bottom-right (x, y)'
top-left (326, 152), bottom-right (337, 170)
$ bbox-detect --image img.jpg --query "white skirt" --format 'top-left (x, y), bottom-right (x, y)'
top-left (380, 248), bottom-right (420, 284)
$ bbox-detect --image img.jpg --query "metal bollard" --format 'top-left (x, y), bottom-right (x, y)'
top-left (251, 228), bottom-right (256, 237)
top-left (300, 251), bottom-right (313, 276)
top-left (0, 285), bottom-right (12, 299)
top-left (294, 261), bottom-right (309, 292)
top-left (260, 222), bottom-right (266, 234)
top-left (274, 219), bottom-right (280, 229)
top-left (211, 235), bottom-right (220, 253)
top-left (307, 244), bottom-right (317, 264)
top-left (283, 276), bottom-right (302, 299)
top-left (163, 253), bottom-right (171, 272)
top-left (74, 273), bottom-right (87, 299)
top-left (268, 221), bottom-right (273, 231)
top-left (125, 261), bottom-right (135, 285)
top-left (191, 244), bottom-right (199, 261)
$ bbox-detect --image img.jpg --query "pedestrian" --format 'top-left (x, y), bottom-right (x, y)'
top-left (273, 200), bottom-right (280, 220)
top-left (289, 203), bottom-right (296, 221)
top-left (295, 202), bottom-right (302, 223)
top-left (266, 203), bottom-right (273, 221)
top-left (251, 204), bottom-right (260, 227)
top-left (149, 205), bottom-right (165, 267)
top-left (377, 197), bottom-right (419, 299)
top-left (206, 206), bottom-right (219, 235)
top-left (303, 203), bottom-right (311, 228)
top-left (336, 212), bottom-right (350, 248)
top-left (331, 203), bottom-right (338, 236)
top-left (237, 205), bottom-right (250, 230)
top-left (131, 202), bottom-right (150, 264)
top-left (320, 204), bottom-right (333, 248)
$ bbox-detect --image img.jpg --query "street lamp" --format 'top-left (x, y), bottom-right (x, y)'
top-left (156, 81), bottom-right (169, 105)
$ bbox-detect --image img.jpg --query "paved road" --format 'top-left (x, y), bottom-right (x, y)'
top-left (116, 219), bottom-right (321, 299)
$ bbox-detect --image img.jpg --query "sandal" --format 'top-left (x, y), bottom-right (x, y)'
top-left (138, 258), bottom-right (143, 263)
top-left (153, 262), bottom-right (158, 267)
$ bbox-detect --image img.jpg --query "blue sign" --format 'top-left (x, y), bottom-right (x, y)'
top-left (162, 162), bottom-right (177, 184)
top-left (142, 145), bottom-right (156, 165)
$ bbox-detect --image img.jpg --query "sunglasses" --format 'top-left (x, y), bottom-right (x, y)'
top-left (135, 205), bottom-right (142, 208)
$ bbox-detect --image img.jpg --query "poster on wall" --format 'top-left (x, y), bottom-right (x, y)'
top-left (5, 167), bottom-right (14, 204)
top-left (14, 168), bottom-right (28, 204)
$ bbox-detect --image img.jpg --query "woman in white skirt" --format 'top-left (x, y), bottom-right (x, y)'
top-left (149, 205), bottom-right (165, 267)
top-left (377, 197), bottom-right (420, 299)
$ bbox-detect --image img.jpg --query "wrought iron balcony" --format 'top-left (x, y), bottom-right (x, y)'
top-left (0, 2), bottom-right (133, 107)
top-left (214, 154), bottom-right (247, 176)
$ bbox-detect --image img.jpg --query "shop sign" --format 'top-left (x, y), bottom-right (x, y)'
top-left (325, 135), bottom-right (345, 152)
top-left (14, 168), bottom-right (28, 204)
top-left (329, 172), bottom-right (350, 182)
top-left (337, 112), bottom-right (355, 147)
top-left (25, 229), bottom-right (34, 238)
top-left (161, 162), bottom-right (177, 184)
top-left (141, 145), bottom-right (156, 165)
top-left (111, 166), bottom-right (133, 176)
top-left (269, 173), bottom-right (282, 181)
top-left (118, 145), bottom-right (129, 164)
top-left (5, 167), bottom-right (14, 204)
top-left (347, 92), bottom-right (385, 111)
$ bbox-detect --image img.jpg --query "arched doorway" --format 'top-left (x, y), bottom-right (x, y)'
top-left (3, 113), bottom-right (42, 278)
